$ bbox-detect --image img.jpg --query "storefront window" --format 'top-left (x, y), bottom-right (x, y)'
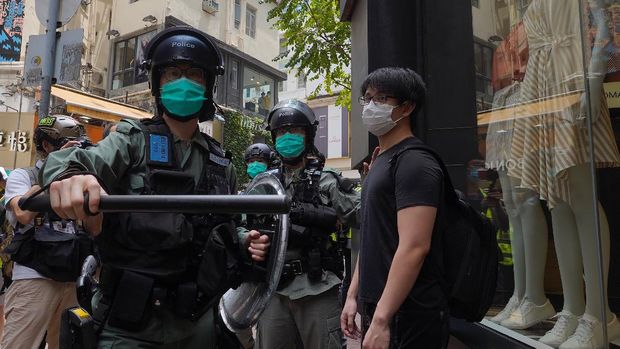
top-left (243, 66), bottom-right (274, 117)
top-left (472, 0), bottom-right (620, 347)
top-left (111, 30), bottom-right (156, 89)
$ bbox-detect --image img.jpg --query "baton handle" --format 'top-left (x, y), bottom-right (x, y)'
top-left (18, 194), bottom-right (291, 215)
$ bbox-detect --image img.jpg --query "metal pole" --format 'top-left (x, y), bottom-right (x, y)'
top-left (39, 0), bottom-right (60, 119)
top-left (577, 1), bottom-right (609, 347)
top-left (12, 86), bottom-right (24, 169)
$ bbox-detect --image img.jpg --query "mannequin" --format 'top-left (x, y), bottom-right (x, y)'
top-left (509, 0), bottom-right (620, 347)
top-left (485, 83), bottom-right (555, 329)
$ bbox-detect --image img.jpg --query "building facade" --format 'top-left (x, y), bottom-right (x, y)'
top-left (278, 40), bottom-right (354, 175)
top-left (0, 0), bottom-right (285, 170)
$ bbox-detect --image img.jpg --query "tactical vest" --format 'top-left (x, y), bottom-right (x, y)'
top-left (286, 160), bottom-right (342, 282)
top-left (96, 117), bottom-right (239, 289)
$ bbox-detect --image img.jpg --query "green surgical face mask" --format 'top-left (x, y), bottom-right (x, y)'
top-left (246, 161), bottom-right (268, 178)
top-left (275, 132), bottom-right (305, 158)
top-left (160, 77), bottom-right (207, 119)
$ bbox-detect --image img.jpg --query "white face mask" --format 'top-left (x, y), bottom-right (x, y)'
top-left (361, 101), bottom-right (406, 136)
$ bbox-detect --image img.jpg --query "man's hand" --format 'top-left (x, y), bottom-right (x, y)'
top-left (60, 140), bottom-right (81, 149)
top-left (10, 184), bottom-right (43, 225)
top-left (340, 296), bottom-right (361, 339)
top-left (362, 319), bottom-right (390, 349)
top-left (362, 147), bottom-right (380, 177)
top-left (247, 230), bottom-right (270, 262)
top-left (49, 174), bottom-right (105, 221)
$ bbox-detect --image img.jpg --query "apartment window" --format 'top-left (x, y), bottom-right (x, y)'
top-left (111, 30), bottom-right (156, 89)
top-left (246, 6), bottom-right (256, 38)
top-left (297, 71), bottom-right (306, 89)
top-left (279, 37), bottom-right (288, 56)
top-left (471, 0), bottom-right (479, 7)
top-left (473, 40), bottom-right (493, 110)
top-left (234, 0), bottom-right (241, 29)
top-left (230, 60), bottom-right (239, 90)
top-left (278, 80), bottom-right (285, 92)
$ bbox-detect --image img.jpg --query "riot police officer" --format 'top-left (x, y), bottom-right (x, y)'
top-left (39, 26), bottom-right (270, 348)
top-left (255, 99), bottom-right (360, 349)
top-left (244, 143), bottom-right (276, 179)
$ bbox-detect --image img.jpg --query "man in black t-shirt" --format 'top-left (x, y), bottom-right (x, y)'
top-left (340, 67), bottom-right (449, 348)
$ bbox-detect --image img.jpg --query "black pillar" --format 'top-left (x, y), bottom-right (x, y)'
top-left (348, 0), bottom-right (479, 191)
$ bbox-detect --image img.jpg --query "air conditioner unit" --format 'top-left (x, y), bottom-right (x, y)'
top-left (202, 0), bottom-right (219, 14)
top-left (91, 72), bottom-right (104, 87)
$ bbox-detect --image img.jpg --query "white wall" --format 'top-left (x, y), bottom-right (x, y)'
top-left (472, 0), bottom-right (497, 41)
top-left (111, 0), bottom-right (167, 38)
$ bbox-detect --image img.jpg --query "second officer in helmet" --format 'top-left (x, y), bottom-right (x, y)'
top-left (244, 143), bottom-right (276, 179)
top-left (39, 26), bottom-right (270, 348)
top-left (255, 99), bottom-right (360, 349)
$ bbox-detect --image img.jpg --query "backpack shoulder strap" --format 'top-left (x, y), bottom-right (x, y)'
top-left (388, 144), bottom-right (457, 203)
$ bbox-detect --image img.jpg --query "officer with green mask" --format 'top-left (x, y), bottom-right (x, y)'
top-left (39, 26), bottom-right (271, 348)
top-left (255, 99), bottom-right (361, 349)
top-left (244, 143), bottom-right (275, 179)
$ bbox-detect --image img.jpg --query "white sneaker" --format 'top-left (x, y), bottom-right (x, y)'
top-left (539, 311), bottom-right (579, 348)
top-left (608, 314), bottom-right (620, 342)
top-left (489, 295), bottom-right (521, 324)
top-left (560, 313), bottom-right (620, 349)
top-left (500, 298), bottom-right (555, 330)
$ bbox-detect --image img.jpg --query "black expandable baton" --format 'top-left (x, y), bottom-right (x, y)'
top-left (18, 194), bottom-right (291, 215)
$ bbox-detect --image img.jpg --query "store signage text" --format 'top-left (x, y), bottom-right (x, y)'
top-left (0, 130), bottom-right (30, 152)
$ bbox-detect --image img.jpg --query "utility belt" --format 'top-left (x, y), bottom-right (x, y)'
top-left (96, 266), bottom-right (213, 332)
top-left (279, 250), bottom-right (343, 288)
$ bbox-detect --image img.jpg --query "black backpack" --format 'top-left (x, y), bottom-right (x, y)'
top-left (390, 145), bottom-right (499, 322)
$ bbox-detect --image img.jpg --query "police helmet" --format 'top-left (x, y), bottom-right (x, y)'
top-left (142, 26), bottom-right (224, 121)
top-left (266, 99), bottom-right (318, 142)
top-left (244, 143), bottom-right (275, 164)
top-left (33, 115), bottom-right (86, 152)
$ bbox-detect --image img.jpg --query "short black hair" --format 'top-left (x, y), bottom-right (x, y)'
top-left (360, 67), bottom-right (426, 127)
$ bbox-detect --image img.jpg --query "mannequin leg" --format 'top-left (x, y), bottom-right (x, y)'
top-left (499, 171), bottom-right (526, 299)
top-left (550, 202), bottom-right (585, 316)
top-left (539, 202), bottom-right (583, 347)
top-left (489, 171), bottom-right (526, 324)
top-left (566, 164), bottom-right (611, 322)
top-left (558, 163), bottom-right (619, 349)
top-left (515, 183), bottom-right (548, 306)
top-left (500, 175), bottom-right (554, 329)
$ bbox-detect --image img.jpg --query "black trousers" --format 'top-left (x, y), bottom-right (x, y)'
top-left (361, 303), bottom-right (449, 349)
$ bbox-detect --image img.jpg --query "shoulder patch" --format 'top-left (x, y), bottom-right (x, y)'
top-left (209, 153), bottom-right (230, 167)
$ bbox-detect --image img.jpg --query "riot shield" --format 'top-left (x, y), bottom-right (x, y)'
top-left (218, 172), bottom-right (289, 332)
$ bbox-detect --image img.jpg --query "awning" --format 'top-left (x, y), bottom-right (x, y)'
top-left (51, 85), bottom-right (152, 122)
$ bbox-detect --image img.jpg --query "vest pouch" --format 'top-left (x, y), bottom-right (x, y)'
top-left (148, 169), bottom-right (195, 195)
top-left (5, 228), bottom-right (35, 265)
top-left (108, 271), bottom-right (154, 331)
top-left (197, 223), bottom-right (242, 300)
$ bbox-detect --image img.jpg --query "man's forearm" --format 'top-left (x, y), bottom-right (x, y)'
top-left (373, 246), bottom-right (428, 325)
top-left (346, 258), bottom-right (360, 300)
top-left (8, 196), bottom-right (37, 225)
